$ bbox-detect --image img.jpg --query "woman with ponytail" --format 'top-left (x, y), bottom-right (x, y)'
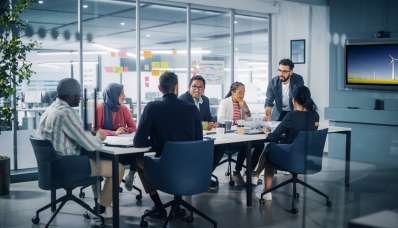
top-left (254, 85), bottom-right (319, 201)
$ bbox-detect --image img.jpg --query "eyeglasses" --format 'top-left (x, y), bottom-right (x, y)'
top-left (278, 69), bottom-right (291, 74)
top-left (191, 85), bottom-right (204, 90)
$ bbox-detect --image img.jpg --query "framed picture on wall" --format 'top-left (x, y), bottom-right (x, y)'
top-left (290, 39), bottom-right (305, 64)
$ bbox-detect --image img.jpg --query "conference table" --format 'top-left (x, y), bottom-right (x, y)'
top-left (99, 125), bottom-right (351, 228)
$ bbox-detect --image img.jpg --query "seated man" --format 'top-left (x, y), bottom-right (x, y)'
top-left (134, 71), bottom-right (203, 218)
top-left (178, 75), bottom-right (219, 188)
top-left (38, 78), bottom-right (124, 216)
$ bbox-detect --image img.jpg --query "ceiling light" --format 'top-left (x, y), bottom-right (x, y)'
top-left (120, 22), bottom-right (125, 26)
top-left (145, 34), bottom-right (151, 38)
top-left (83, 4), bottom-right (88, 9)
top-left (234, 20), bottom-right (238, 24)
top-left (37, 51), bottom-right (107, 56)
top-left (38, 0), bottom-right (44, 4)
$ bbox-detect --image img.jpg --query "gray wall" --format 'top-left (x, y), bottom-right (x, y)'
top-left (328, 0), bottom-right (398, 168)
top-left (329, 0), bottom-right (398, 108)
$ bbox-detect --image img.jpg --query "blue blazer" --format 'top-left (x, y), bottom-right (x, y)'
top-left (264, 73), bottom-right (304, 121)
top-left (179, 91), bottom-right (213, 122)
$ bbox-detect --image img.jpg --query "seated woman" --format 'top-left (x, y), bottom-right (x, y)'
top-left (96, 83), bottom-right (137, 191)
top-left (216, 82), bottom-right (262, 186)
top-left (255, 85), bottom-right (319, 201)
top-left (96, 83), bottom-right (136, 136)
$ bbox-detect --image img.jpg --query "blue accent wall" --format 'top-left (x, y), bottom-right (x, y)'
top-left (328, 0), bottom-right (398, 168)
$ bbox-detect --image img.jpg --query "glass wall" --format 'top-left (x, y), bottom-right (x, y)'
top-left (3, 0), bottom-right (269, 175)
top-left (191, 8), bottom-right (230, 106)
top-left (234, 14), bottom-right (269, 115)
top-left (140, 3), bottom-right (187, 103)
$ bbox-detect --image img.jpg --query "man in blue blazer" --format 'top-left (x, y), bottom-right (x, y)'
top-left (265, 59), bottom-right (304, 121)
top-left (179, 75), bottom-right (214, 123)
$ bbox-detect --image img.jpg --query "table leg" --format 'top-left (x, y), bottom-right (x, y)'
top-left (51, 189), bottom-right (56, 212)
top-left (345, 131), bottom-right (351, 188)
top-left (112, 155), bottom-right (120, 228)
top-left (246, 142), bottom-right (252, 207)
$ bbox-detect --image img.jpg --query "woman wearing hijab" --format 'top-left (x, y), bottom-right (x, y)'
top-left (96, 83), bottom-right (136, 136)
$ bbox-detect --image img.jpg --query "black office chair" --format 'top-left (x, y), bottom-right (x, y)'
top-left (30, 136), bottom-right (104, 227)
top-left (217, 149), bottom-right (247, 186)
top-left (259, 129), bottom-right (331, 213)
top-left (140, 140), bottom-right (217, 228)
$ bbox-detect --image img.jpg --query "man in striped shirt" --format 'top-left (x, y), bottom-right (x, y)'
top-left (38, 78), bottom-right (124, 215)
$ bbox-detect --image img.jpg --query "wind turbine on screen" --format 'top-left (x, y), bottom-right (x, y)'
top-left (389, 54), bottom-right (398, 80)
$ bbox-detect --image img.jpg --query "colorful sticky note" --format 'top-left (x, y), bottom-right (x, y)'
top-left (143, 50), bottom-right (153, 59)
top-left (152, 70), bottom-right (160, 76)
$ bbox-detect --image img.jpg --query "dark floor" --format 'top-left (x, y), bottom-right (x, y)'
top-left (1, 157), bottom-right (398, 228)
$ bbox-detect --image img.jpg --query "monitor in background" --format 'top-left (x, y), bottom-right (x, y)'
top-left (345, 40), bottom-right (398, 91)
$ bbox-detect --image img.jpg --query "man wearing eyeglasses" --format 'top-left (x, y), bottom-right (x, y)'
top-left (264, 58), bottom-right (304, 121)
top-left (179, 75), bottom-right (215, 126)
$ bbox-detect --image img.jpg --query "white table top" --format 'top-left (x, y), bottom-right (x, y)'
top-left (99, 145), bottom-right (152, 155)
top-left (99, 125), bottom-right (351, 156)
top-left (206, 132), bottom-right (267, 145)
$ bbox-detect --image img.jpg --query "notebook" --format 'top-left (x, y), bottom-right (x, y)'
top-left (103, 134), bottom-right (134, 147)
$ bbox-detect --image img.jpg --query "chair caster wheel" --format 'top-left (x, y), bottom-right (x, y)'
top-left (184, 215), bottom-right (194, 223)
top-left (136, 194), bottom-right (142, 201)
top-left (291, 208), bottom-right (298, 214)
top-left (140, 220), bottom-right (148, 227)
top-left (79, 192), bottom-right (85, 198)
top-left (32, 216), bottom-right (40, 224)
top-left (294, 193), bottom-right (300, 199)
top-left (119, 187), bottom-right (123, 193)
top-left (229, 180), bottom-right (235, 186)
top-left (259, 198), bottom-right (265, 205)
top-left (83, 212), bottom-right (91, 219)
top-left (326, 200), bottom-right (332, 207)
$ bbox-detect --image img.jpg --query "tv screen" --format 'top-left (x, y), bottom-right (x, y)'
top-left (345, 41), bottom-right (398, 91)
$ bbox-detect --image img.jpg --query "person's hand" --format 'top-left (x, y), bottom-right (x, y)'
top-left (115, 127), bottom-right (126, 135)
top-left (208, 122), bottom-right (218, 130)
top-left (264, 107), bottom-right (272, 121)
top-left (96, 130), bottom-right (107, 141)
top-left (262, 127), bottom-right (271, 133)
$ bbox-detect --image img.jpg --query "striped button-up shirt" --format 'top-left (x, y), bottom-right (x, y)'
top-left (38, 98), bottom-right (102, 156)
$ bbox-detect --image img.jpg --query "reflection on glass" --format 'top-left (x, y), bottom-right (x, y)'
top-left (234, 14), bottom-right (269, 114)
top-left (140, 4), bottom-right (187, 104)
top-left (191, 9), bottom-right (230, 102)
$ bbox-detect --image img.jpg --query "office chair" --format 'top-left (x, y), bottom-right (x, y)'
top-left (259, 129), bottom-right (331, 214)
top-left (30, 136), bottom-right (104, 227)
top-left (140, 140), bottom-right (217, 228)
top-left (217, 149), bottom-right (247, 186)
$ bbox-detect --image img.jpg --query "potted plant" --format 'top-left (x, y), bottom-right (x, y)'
top-left (0, 0), bottom-right (36, 196)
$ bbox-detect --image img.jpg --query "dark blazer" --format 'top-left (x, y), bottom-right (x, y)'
top-left (178, 91), bottom-right (213, 122)
top-left (134, 94), bottom-right (203, 156)
top-left (266, 110), bottom-right (319, 144)
top-left (264, 73), bottom-right (304, 120)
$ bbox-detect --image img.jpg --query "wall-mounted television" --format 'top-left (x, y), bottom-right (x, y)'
top-left (345, 40), bottom-right (398, 91)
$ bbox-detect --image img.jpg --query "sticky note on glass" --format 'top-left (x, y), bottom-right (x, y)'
top-left (143, 50), bottom-right (153, 59)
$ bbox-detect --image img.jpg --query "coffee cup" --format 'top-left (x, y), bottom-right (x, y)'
top-left (216, 127), bottom-right (225, 135)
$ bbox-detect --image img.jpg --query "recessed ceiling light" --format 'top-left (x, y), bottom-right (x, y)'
top-left (145, 34), bottom-right (151, 38)
top-left (38, 0), bottom-right (44, 4)
top-left (82, 4), bottom-right (88, 9)
top-left (234, 20), bottom-right (238, 24)
top-left (120, 22), bottom-right (126, 26)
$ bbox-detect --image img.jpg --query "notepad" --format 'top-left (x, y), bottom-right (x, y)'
top-left (103, 134), bottom-right (134, 147)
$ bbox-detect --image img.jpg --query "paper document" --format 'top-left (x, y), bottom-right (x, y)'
top-left (103, 134), bottom-right (135, 147)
